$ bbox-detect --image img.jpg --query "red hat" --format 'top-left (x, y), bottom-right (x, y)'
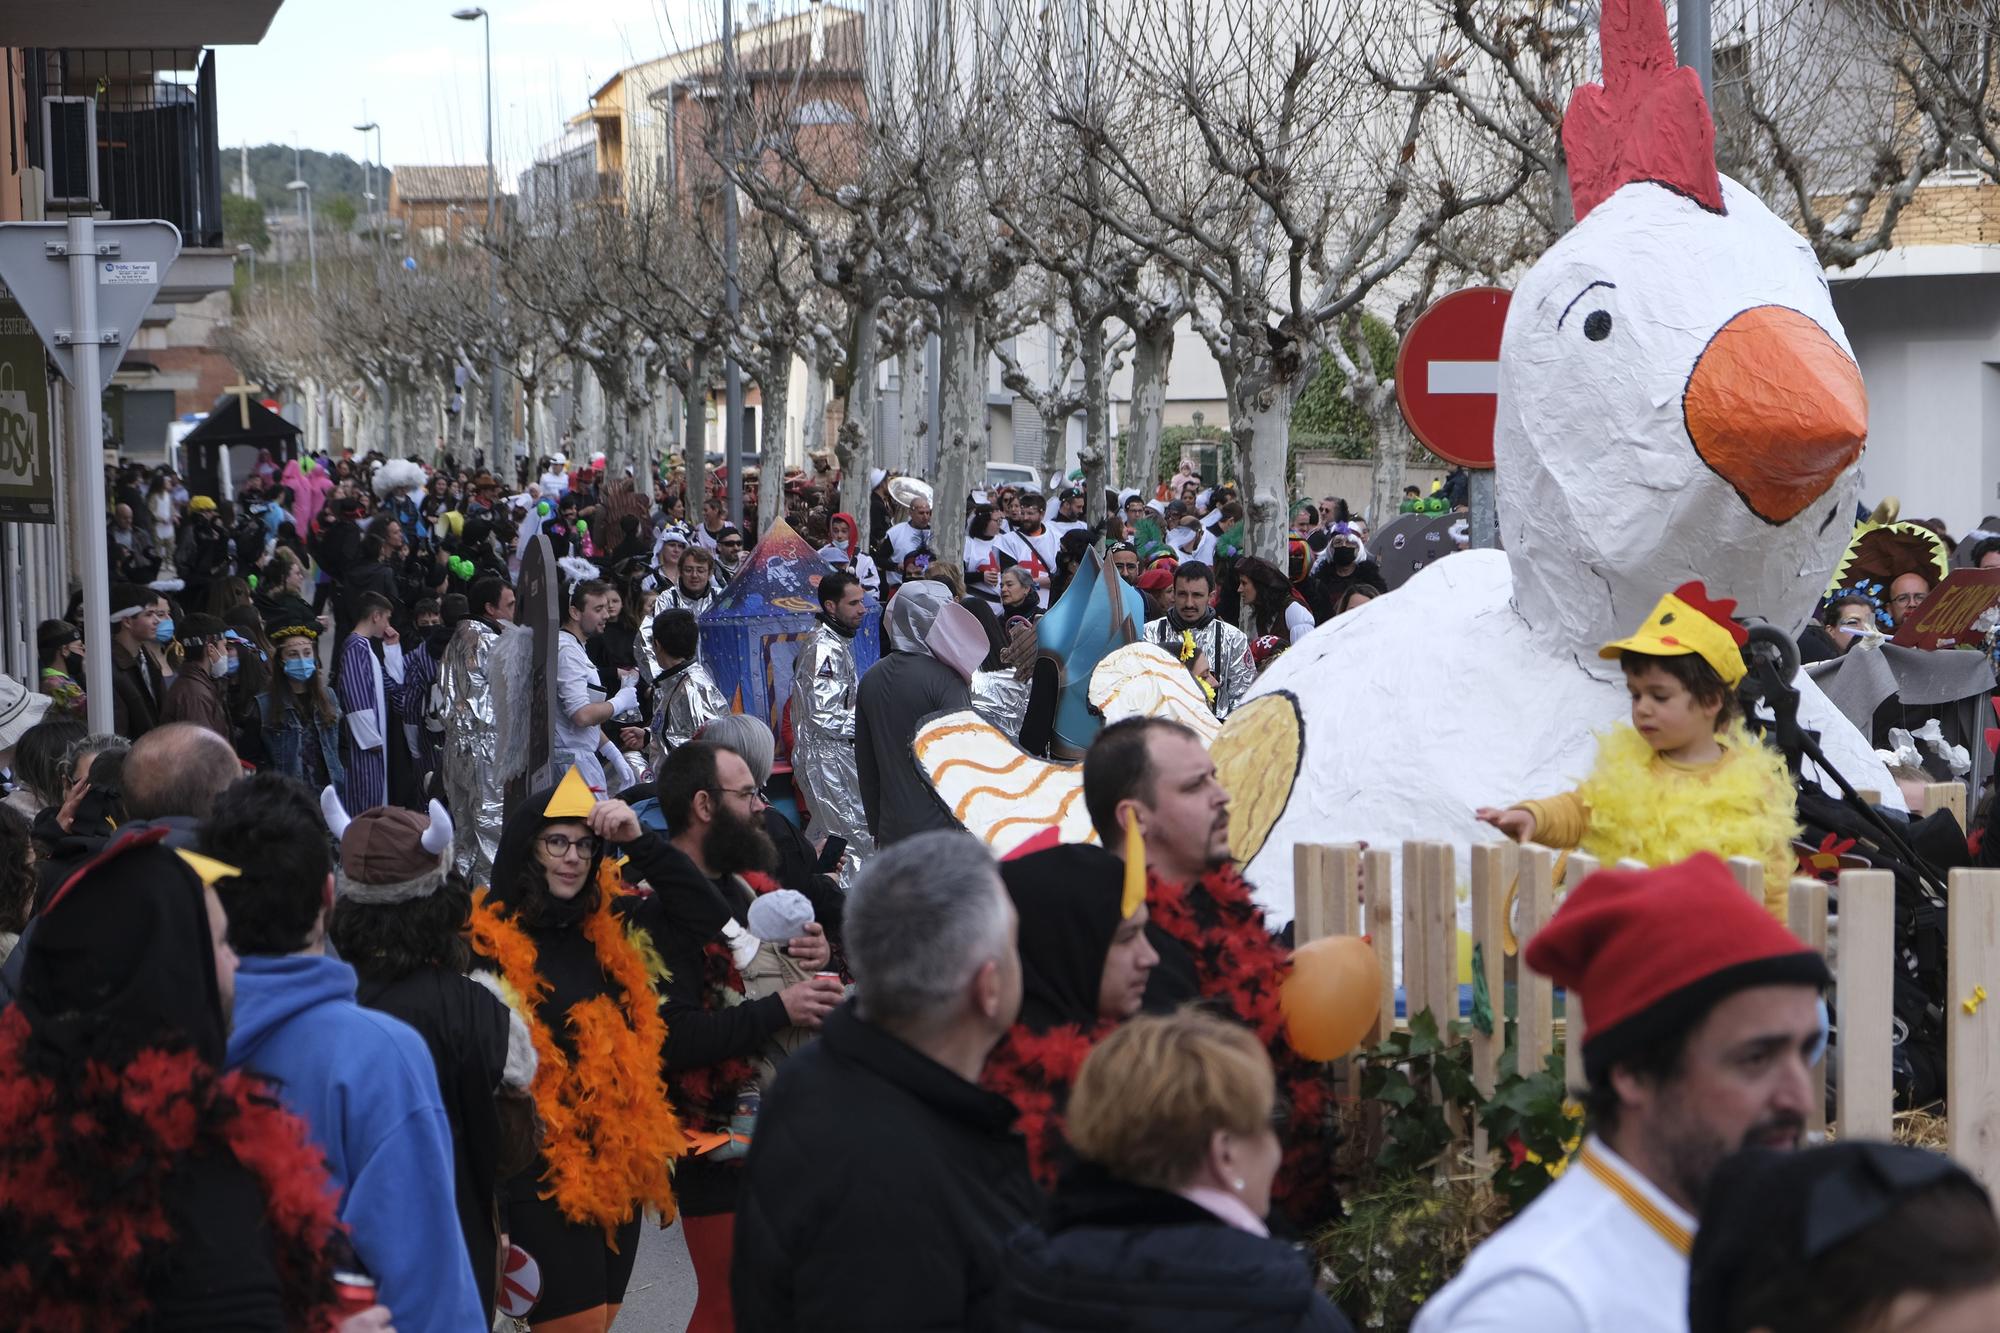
top-left (1523, 852), bottom-right (1828, 1082)
top-left (1135, 567), bottom-right (1176, 594)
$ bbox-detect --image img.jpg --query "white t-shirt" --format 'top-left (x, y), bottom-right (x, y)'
top-left (885, 521), bottom-right (934, 567)
top-left (554, 630), bottom-right (608, 793)
top-left (1282, 600), bottom-right (1316, 643)
top-left (1001, 526), bottom-right (1061, 607)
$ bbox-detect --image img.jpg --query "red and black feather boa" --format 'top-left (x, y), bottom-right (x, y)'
top-left (981, 1019), bottom-right (1119, 1189)
top-left (1150, 863), bottom-right (1342, 1227)
top-left (979, 862), bottom-right (1342, 1226)
top-left (0, 1006), bottom-right (342, 1330)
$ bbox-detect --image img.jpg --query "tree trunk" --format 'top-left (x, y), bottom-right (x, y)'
top-left (1365, 386), bottom-right (1410, 532)
top-left (1079, 318), bottom-right (1108, 527)
top-left (835, 297), bottom-right (880, 520)
top-left (756, 345), bottom-right (793, 536)
top-left (1127, 321), bottom-right (1172, 494)
top-left (897, 339), bottom-right (928, 478)
top-left (1040, 411), bottom-right (1066, 487)
top-left (1233, 377), bottom-right (1292, 564)
top-left (801, 358), bottom-right (827, 462)
top-left (684, 346), bottom-right (709, 513)
top-left (935, 297), bottom-right (985, 529)
top-left (521, 371), bottom-right (542, 462)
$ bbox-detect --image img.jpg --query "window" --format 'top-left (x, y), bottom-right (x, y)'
top-left (1712, 42), bottom-right (1752, 121)
top-left (792, 98), bottom-right (855, 126)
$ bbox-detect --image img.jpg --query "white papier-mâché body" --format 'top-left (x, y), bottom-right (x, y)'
top-left (1240, 167), bottom-right (1894, 925)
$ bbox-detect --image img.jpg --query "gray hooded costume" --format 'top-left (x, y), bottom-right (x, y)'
top-left (855, 582), bottom-right (984, 847)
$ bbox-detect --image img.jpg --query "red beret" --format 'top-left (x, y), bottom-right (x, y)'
top-left (1523, 852), bottom-right (1828, 1082)
top-left (1135, 568), bottom-right (1176, 594)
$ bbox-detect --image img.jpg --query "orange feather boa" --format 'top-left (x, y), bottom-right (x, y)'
top-left (469, 866), bottom-right (686, 1245)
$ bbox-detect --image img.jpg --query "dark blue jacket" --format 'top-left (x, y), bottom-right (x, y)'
top-left (1005, 1167), bottom-right (1354, 1332)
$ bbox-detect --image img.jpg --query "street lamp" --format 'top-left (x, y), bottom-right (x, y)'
top-left (354, 119), bottom-right (383, 232)
top-left (453, 3), bottom-right (508, 467)
top-left (286, 178), bottom-right (318, 294)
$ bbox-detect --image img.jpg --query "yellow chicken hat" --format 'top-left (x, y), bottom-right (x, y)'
top-left (1598, 581), bottom-right (1750, 687)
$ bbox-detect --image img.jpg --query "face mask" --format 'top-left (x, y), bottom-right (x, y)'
top-left (210, 654), bottom-right (231, 679)
top-left (223, 655), bottom-right (240, 677)
top-left (283, 658), bottom-right (317, 682)
top-left (154, 617), bottom-right (175, 644)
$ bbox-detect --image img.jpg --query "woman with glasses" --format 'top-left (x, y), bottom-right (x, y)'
top-left (468, 767), bottom-right (701, 1333)
top-left (1005, 1010), bottom-right (1350, 1332)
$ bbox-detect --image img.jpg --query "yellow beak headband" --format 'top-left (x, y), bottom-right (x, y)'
top-left (1597, 580), bottom-right (1750, 687)
top-left (543, 765), bottom-right (599, 819)
top-left (1120, 807), bottom-right (1146, 918)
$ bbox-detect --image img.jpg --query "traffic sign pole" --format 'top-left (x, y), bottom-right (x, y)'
top-left (0, 217), bottom-right (179, 735)
top-left (66, 214), bottom-right (112, 734)
top-left (1395, 286), bottom-right (1512, 551)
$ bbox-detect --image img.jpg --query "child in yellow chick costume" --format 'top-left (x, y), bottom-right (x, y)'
top-left (1476, 581), bottom-right (1798, 918)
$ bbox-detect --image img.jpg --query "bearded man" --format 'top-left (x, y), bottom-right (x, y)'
top-left (651, 739), bottom-right (847, 1333)
top-left (1140, 562), bottom-right (1253, 718)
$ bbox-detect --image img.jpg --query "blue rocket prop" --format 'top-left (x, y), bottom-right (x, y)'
top-left (1034, 547), bottom-right (1142, 749)
top-left (699, 518), bottom-right (880, 757)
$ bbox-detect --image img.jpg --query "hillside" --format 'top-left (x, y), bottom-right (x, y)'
top-left (230, 143), bottom-right (392, 212)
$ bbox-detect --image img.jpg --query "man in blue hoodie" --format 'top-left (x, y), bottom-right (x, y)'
top-left (203, 772), bottom-right (485, 1331)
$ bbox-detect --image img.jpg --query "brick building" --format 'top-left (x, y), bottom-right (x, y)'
top-left (388, 164), bottom-right (504, 246)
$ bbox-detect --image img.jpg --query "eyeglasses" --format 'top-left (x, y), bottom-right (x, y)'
top-left (709, 784), bottom-right (766, 808)
top-left (1886, 592), bottom-right (1926, 608)
top-left (539, 833), bottom-right (599, 860)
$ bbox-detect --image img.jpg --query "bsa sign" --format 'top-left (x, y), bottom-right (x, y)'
top-left (0, 292), bottom-right (53, 524)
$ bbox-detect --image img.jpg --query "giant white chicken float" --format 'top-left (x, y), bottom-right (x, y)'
top-left (1236, 0), bottom-right (1899, 920)
top-left (911, 0), bottom-right (1903, 932)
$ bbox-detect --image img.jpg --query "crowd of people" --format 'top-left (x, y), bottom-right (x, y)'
top-left (4, 443), bottom-right (2000, 1333)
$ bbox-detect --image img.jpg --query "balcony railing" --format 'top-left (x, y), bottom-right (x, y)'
top-left (23, 47), bottom-right (226, 249)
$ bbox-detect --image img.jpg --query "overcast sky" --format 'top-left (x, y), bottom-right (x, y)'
top-left (215, 0), bottom-right (739, 182)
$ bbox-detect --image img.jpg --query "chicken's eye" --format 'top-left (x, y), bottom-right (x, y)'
top-left (1583, 310), bottom-right (1613, 341)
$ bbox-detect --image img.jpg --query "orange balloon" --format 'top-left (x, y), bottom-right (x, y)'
top-left (1281, 935), bottom-right (1384, 1061)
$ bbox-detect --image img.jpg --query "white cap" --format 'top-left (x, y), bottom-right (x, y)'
top-left (870, 468), bottom-right (887, 488)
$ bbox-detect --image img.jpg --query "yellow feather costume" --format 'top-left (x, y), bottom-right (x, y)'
top-left (1515, 722), bottom-right (1798, 919)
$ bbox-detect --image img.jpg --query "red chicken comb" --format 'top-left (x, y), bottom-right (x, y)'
top-left (1562, 0), bottom-right (1724, 219)
top-left (1672, 581), bottom-right (1748, 645)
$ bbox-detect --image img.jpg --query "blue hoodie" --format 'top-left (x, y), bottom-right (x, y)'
top-left (225, 952), bottom-right (486, 1332)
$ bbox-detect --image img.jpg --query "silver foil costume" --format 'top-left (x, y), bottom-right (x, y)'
top-left (1142, 614), bottom-right (1255, 718)
top-left (649, 659), bottom-right (727, 766)
top-left (439, 616), bottom-right (503, 881)
top-left (789, 618), bottom-right (877, 863)
top-left (639, 583), bottom-right (717, 682)
top-left (968, 669), bottom-right (1031, 739)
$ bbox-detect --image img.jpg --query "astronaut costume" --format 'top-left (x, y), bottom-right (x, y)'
top-left (788, 614), bottom-right (876, 864)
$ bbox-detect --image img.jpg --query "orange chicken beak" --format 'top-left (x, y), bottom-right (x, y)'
top-left (1681, 305), bottom-right (1867, 524)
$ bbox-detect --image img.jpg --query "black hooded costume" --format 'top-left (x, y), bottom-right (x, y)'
top-left (0, 829), bottom-right (344, 1329)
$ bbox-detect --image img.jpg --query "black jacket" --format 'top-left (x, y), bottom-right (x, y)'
top-left (1005, 1168), bottom-right (1353, 1332)
top-left (111, 638), bottom-right (165, 739)
top-left (356, 967), bottom-right (512, 1324)
top-left (647, 840), bottom-right (791, 1217)
top-left (733, 1005), bottom-right (1041, 1332)
top-left (855, 651), bottom-right (970, 846)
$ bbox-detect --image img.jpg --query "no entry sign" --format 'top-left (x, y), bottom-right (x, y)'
top-left (1395, 286), bottom-right (1512, 470)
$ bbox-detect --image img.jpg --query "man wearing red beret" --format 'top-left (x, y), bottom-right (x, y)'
top-left (1414, 853), bottom-right (1829, 1332)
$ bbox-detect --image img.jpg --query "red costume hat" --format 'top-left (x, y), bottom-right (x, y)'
top-left (1524, 852), bottom-right (1828, 1081)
